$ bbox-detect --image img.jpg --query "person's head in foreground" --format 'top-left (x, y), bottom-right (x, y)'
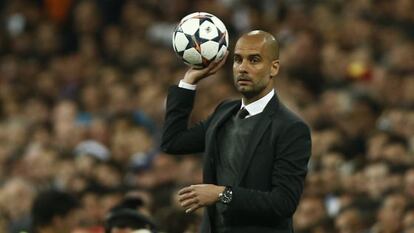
top-left (32, 189), bottom-right (81, 233)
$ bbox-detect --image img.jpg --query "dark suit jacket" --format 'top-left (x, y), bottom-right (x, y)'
top-left (161, 86), bottom-right (312, 233)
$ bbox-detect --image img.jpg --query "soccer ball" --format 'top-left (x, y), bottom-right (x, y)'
top-left (172, 12), bottom-right (229, 69)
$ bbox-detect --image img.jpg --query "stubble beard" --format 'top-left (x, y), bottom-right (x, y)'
top-left (237, 79), bottom-right (270, 101)
top-left (236, 83), bottom-right (260, 99)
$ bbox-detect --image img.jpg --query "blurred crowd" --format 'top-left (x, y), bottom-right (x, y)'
top-left (0, 0), bottom-right (413, 232)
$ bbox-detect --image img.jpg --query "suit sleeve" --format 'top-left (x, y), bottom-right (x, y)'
top-left (161, 86), bottom-right (209, 154)
top-left (224, 121), bottom-right (312, 220)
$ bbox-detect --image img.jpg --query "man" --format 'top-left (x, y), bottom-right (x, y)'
top-left (162, 30), bottom-right (312, 233)
top-left (31, 189), bottom-right (81, 233)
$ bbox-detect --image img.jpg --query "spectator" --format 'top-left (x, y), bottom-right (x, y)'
top-left (335, 207), bottom-right (366, 233)
top-left (104, 197), bottom-right (156, 233)
top-left (31, 189), bottom-right (81, 233)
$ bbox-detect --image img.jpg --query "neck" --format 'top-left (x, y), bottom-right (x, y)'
top-left (242, 88), bottom-right (273, 105)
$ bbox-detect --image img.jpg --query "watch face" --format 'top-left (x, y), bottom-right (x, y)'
top-left (221, 195), bottom-right (231, 203)
top-left (220, 188), bottom-right (232, 204)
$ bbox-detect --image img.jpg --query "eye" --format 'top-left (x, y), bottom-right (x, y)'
top-left (250, 56), bottom-right (261, 63)
top-left (233, 55), bottom-right (242, 63)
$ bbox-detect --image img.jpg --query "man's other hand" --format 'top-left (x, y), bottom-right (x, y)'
top-left (178, 184), bottom-right (226, 213)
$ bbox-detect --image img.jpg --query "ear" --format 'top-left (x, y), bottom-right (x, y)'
top-left (270, 60), bottom-right (280, 77)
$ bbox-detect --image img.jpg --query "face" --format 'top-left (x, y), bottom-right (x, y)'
top-left (365, 163), bottom-right (389, 198)
top-left (379, 194), bottom-right (407, 232)
top-left (233, 34), bottom-right (279, 102)
top-left (294, 197), bottom-right (326, 230)
top-left (54, 208), bottom-right (82, 233)
top-left (405, 170), bottom-right (414, 197)
top-left (335, 209), bottom-right (362, 233)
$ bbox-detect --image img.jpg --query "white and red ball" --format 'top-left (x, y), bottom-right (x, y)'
top-left (172, 12), bottom-right (229, 69)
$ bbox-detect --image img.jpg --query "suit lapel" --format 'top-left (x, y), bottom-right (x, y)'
top-left (208, 102), bottom-right (240, 157)
top-left (237, 95), bottom-right (279, 185)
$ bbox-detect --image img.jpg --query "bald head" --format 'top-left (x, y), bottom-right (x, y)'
top-left (238, 30), bottom-right (279, 60)
top-left (232, 30), bottom-right (280, 103)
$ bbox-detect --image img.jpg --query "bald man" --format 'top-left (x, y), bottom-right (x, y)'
top-left (162, 30), bottom-right (311, 233)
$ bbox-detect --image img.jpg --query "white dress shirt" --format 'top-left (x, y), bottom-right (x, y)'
top-left (240, 89), bottom-right (274, 118)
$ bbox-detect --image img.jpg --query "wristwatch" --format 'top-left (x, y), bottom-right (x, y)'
top-left (218, 186), bottom-right (233, 204)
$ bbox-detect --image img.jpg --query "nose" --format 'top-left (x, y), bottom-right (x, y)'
top-left (237, 59), bottom-right (248, 74)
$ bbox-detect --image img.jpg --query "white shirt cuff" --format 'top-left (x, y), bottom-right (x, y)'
top-left (178, 80), bottom-right (197, 90)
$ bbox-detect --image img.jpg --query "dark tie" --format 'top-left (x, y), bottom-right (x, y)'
top-left (237, 107), bottom-right (249, 119)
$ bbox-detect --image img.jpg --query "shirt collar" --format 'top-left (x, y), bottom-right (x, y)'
top-left (241, 89), bottom-right (275, 117)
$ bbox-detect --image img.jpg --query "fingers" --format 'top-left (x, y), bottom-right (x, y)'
top-left (202, 50), bottom-right (228, 74)
top-left (177, 185), bottom-right (202, 213)
top-left (180, 196), bottom-right (198, 209)
top-left (185, 203), bottom-right (201, 213)
top-left (207, 50), bottom-right (229, 75)
top-left (178, 192), bottom-right (200, 213)
top-left (178, 186), bottom-right (193, 195)
top-left (183, 50), bottom-right (229, 83)
top-left (178, 190), bottom-right (196, 203)
top-left (177, 184), bottom-right (217, 213)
